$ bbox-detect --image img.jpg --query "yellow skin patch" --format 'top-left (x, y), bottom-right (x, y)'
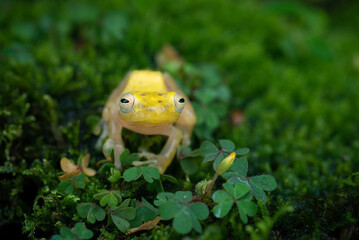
top-left (120, 91), bottom-right (180, 124)
top-left (98, 70), bottom-right (196, 173)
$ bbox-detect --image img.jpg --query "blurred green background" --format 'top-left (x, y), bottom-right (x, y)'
top-left (1, 0), bottom-right (359, 239)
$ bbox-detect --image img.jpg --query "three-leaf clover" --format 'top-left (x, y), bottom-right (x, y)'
top-left (76, 203), bottom-right (106, 224)
top-left (120, 149), bottom-right (140, 168)
top-left (130, 198), bottom-right (159, 228)
top-left (110, 198), bottom-right (136, 232)
top-left (51, 222), bottom-right (93, 240)
top-left (93, 190), bottom-right (122, 207)
top-left (123, 166), bottom-right (160, 183)
top-left (212, 183), bottom-right (256, 224)
top-left (199, 139), bottom-right (249, 170)
top-left (223, 157), bottom-right (277, 203)
top-left (155, 191), bottom-right (209, 234)
top-left (58, 173), bottom-right (86, 194)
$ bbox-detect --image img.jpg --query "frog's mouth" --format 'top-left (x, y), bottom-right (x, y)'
top-left (119, 107), bottom-right (181, 124)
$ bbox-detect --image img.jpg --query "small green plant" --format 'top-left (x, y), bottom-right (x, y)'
top-left (76, 203), bottom-right (106, 224)
top-left (123, 166), bottom-right (160, 183)
top-left (51, 223), bottom-right (93, 240)
top-left (58, 173), bottom-right (86, 194)
top-left (48, 139), bottom-right (277, 238)
top-left (155, 191), bottom-right (209, 234)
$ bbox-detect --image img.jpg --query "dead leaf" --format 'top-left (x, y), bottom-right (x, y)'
top-left (126, 217), bottom-right (161, 235)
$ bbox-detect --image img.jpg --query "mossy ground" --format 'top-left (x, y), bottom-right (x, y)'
top-left (1, 0), bottom-right (359, 239)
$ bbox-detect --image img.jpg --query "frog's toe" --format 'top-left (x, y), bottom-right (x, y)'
top-left (139, 152), bottom-right (157, 159)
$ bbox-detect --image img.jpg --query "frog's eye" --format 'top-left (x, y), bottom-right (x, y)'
top-left (119, 93), bottom-right (135, 113)
top-left (174, 93), bottom-right (185, 113)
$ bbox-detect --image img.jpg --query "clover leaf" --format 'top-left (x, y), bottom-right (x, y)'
top-left (249, 175), bottom-right (277, 203)
top-left (223, 154), bottom-right (277, 203)
top-left (156, 191), bottom-right (209, 234)
top-left (199, 141), bottom-right (219, 163)
top-left (199, 139), bottom-right (249, 171)
top-left (130, 198), bottom-right (158, 228)
top-left (58, 173), bottom-right (86, 194)
top-left (51, 223), bottom-right (93, 240)
top-left (76, 203), bottom-right (106, 224)
top-left (120, 149), bottom-right (140, 168)
top-left (123, 166), bottom-right (160, 183)
top-left (153, 192), bottom-right (175, 206)
top-left (110, 201), bottom-right (136, 233)
top-left (219, 139), bottom-right (235, 152)
top-left (212, 182), bottom-right (257, 223)
top-left (108, 168), bottom-right (121, 183)
top-left (93, 190), bottom-right (122, 207)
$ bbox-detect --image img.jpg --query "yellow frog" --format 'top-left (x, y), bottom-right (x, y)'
top-left (97, 70), bottom-right (196, 173)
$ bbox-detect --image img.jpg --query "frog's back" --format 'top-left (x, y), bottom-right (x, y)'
top-left (122, 70), bottom-right (167, 93)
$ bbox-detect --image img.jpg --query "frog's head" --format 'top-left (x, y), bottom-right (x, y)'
top-left (117, 91), bottom-right (185, 124)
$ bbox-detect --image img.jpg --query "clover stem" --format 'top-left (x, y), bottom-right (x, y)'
top-left (204, 172), bottom-right (219, 198)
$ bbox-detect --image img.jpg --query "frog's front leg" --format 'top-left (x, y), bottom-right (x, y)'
top-left (103, 122), bottom-right (125, 170)
top-left (150, 126), bottom-right (182, 174)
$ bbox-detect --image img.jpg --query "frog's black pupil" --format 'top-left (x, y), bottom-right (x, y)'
top-left (121, 99), bottom-right (129, 103)
top-left (179, 98), bottom-right (185, 103)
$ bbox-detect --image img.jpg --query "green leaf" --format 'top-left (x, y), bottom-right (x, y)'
top-left (59, 227), bottom-right (75, 239)
top-left (160, 174), bottom-right (178, 183)
top-left (173, 209), bottom-right (193, 234)
top-left (112, 190), bottom-right (122, 203)
top-left (121, 149), bottom-right (140, 167)
top-left (98, 163), bottom-right (115, 175)
top-left (100, 193), bottom-right (118, 207)
top-left (250, 175), bottom-right (277, 191)
top-left (115, 207), bottom-right (136, 220)
top-left (180, 157), bottom-right (199, 175)
top-left (123, 167), bottom-right (142, 182)
top-left (93, 190), bottom-right (108, 200)
top-left (76, 203), bottom-right (92, 219)
top-left (108, 168), bottom-right (121, 182)
top-left (75, 173), bottom-right (86, 189)
top-left (159, 202), bottom-right (182, 220)
top-left (189, 202), bottom-right (209, 220)
top-left (200, 141), bottom-right (218, 163)
top-left (93, 205), bottom-right (106, 222)
top-left (50, 235), bottom-right (63, 240)
top-left (231, 157), bottom-right (248, 178)
top-left (249, 180), bottom-right (268, 203)
top-left (141, 166), bottom-right (160, 183)
top-left (154, 192), bottom-right (175, 206)
top-left (236, 201), bottom-right (257, 224)
top-left (175, 191), bottom-right (192, 203)
top-left (235, 148), bottom-right (249, 155)
top-left (238, 205), bottom-right (248, 224)
top-left (72, 223), bottom-right (93, 239)
top-left (219, 139), bottom-right (235, 152)
top-left (212, 190), bottom-right (234, 218)
top-left (189, 212), bottom-right (203, 233)
top-left (130, 198), bottom-right (158, 227)
top-left (58, 181), bottom-right (74, 194)
top-left (223, 182), bottom-right (250, 199)
top-left (237, 201), bottom-right (257, 217)
top-left (119, 198), bottom-right (130, 208)
top-left (111, 213), bottom-right (130, 233)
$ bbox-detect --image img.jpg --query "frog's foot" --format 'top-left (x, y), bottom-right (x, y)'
top-left (138, 152), bottom-right (167, 174)
top-left (182, 135), bottom-right (191, 146)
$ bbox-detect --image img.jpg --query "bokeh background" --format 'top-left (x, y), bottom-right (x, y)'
top-left (1, 0), bottom-right (359, 239)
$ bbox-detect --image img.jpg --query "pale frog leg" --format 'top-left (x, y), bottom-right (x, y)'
top-left (151, 126), bottom-right (182, 173)
top-left (95, 119), bottom-right (108, 150)
top-left (103, 105), bottom-right (126, 170)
